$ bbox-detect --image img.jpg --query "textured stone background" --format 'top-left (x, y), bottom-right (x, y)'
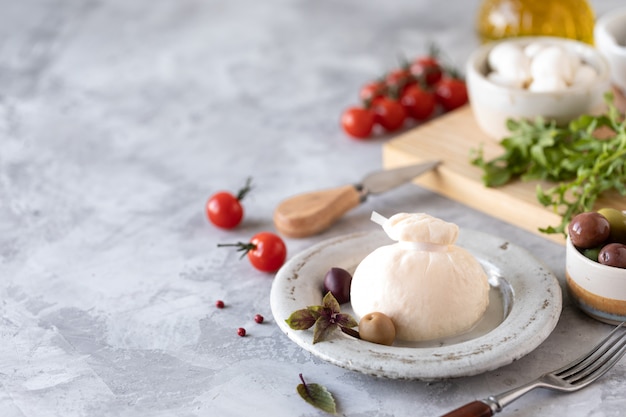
top-left (1, 1), bottom-right (624, 416)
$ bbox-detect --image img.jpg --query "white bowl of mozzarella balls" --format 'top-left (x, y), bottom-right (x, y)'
top-left (466, 36), bottom-right (611, 139)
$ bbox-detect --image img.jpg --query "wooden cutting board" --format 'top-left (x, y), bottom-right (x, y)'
top-left (382, 105), bottom-right (624, 245)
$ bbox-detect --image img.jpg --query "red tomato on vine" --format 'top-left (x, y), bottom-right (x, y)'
top-left (372, 97), bottom-right (406, 132)
top-left (359, 81), bottom-right (386, 102)
top-left (435, 77), bottom-right (468, 111)
top-left (340, 106), bottom-right (375, 139)
top-left (400, 84), bottom-right (437, 121)
top-left (385, 68), bottom-right (413, 96)
top-left (411, 56), bottom-right (443, 86)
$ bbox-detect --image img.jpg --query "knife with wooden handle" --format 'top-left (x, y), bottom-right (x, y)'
top-left (273, 160), bottom-right (440, 238)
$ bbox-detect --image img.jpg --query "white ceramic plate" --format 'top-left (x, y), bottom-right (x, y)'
top-left (270, 230), bottom-right (562, 380)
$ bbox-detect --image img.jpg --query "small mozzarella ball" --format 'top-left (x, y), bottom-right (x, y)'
top-left (487, 71), bottom-right (525, 88)
top-left (530, 46), bottom-right (563, 77)
top-left (524, 42), bottom-right (546, 59)
top-left (528, 75), bottom-right (568, 92)
top-left (567, 53), bottom-right (581, 83)
top-left (531, 46), bottom-right (575, 84)
top-left (571, 64), bottom-right (597, 86)
top-left (488, 43), bottom-right (531, 85)
top-left (488, 43), bottom-right (521, 72)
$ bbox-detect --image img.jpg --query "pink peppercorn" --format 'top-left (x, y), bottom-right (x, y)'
top-left (237, 327), bottom-right (246, 337)
top-left (254, 314), bottom-right (264, 324)
top-left (215, 300), bottom-right (225, 308)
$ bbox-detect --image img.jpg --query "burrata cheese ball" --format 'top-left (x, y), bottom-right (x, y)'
top-left (350, 213), bottom-right (490, 342)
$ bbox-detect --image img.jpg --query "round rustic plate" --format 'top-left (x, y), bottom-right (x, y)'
top-left (270, 229), bottom-right (562, 380)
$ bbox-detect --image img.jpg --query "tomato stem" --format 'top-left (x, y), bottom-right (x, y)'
top-left (443, 64), bottom-right (464, 80)
top-left (427, 41), bottom-right (440, 58)
top-left (236, 177), bottom-right (253, 201)
top-left (386, 83), bottom-right (402, 100)
top-left (217, 242), bottom-right (257, 259)
top-left (396, 53), bottom-right (410, 70)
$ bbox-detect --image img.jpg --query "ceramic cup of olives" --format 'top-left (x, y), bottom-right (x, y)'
top-left (565, 208), bottom-right (626, 324)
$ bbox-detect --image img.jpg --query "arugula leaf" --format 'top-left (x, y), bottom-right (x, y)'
top-left (471, 93), bottom-right (626, 235)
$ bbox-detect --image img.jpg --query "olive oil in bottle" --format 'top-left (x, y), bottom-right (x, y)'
top-left (476, 0), bottom-right (595, 44)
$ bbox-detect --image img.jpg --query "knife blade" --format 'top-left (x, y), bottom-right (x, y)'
top-left (273, 160), bottom-right (440, 238)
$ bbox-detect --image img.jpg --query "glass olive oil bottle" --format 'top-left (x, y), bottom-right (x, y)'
top-left (477, 0), bottom-right (595, 44)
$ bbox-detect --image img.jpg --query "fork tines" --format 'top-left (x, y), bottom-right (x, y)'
top-left (555, 322), bottom-right (626, 386)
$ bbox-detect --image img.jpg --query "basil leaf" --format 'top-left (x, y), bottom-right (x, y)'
top-left (297, 374), bottom-right (337, 415)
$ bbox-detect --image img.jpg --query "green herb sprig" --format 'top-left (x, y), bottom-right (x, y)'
top-left (471, 93), bottom-right (626, 235)
top-left (285, 292), bottom-right (358, 344)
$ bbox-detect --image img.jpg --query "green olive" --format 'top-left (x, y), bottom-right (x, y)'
top-left (597, 208), bottom-right (626, 244)
top-left (582, 246), bottom-right (601, 262)
top-left (358, 312), bottom-right (396, 346)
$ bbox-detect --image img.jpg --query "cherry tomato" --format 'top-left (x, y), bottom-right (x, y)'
top-left (206, 178), bottom-right (252, 229)
top-left (400, 84), bottom-right (437, 121)
top-left (410, 56), bottom-right (443, 86)
top-left (218, 232), bottom-right (287, 273)
top-left (248, 232), bottom-right (287, 272)
top-left (434, 77), bottom-right (468, 111)
top-left (359, 81), bottom-right (386, 102)
top-left (385, 68), bottom-right (413, 96)
top-left (341, 106), bottom-right (375, 139)
top-left (372, 97), bottom-right (406, 132)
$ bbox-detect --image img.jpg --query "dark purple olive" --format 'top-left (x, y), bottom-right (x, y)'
top-left (323, 267), bottom-right (352, 304)
top-left (568, 212), bottom-right (610, 249)
top-left (598, 243), bottom-right (626, 268)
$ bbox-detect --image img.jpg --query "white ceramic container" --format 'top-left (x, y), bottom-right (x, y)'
top-left (595, 7), bottom-right (626, 95)
top-left (466, 36), bottom-right (611, 140)
top-left (566, 236), bottom-right (626, 324)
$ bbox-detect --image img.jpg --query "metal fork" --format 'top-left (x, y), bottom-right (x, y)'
top-left (441, 322), bottom-right (626, 417)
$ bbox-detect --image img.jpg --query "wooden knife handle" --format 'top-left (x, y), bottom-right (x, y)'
top-left (273, 185), bottom-right (362, 238)
top-left (440, 401), bottom-right (494, 417)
